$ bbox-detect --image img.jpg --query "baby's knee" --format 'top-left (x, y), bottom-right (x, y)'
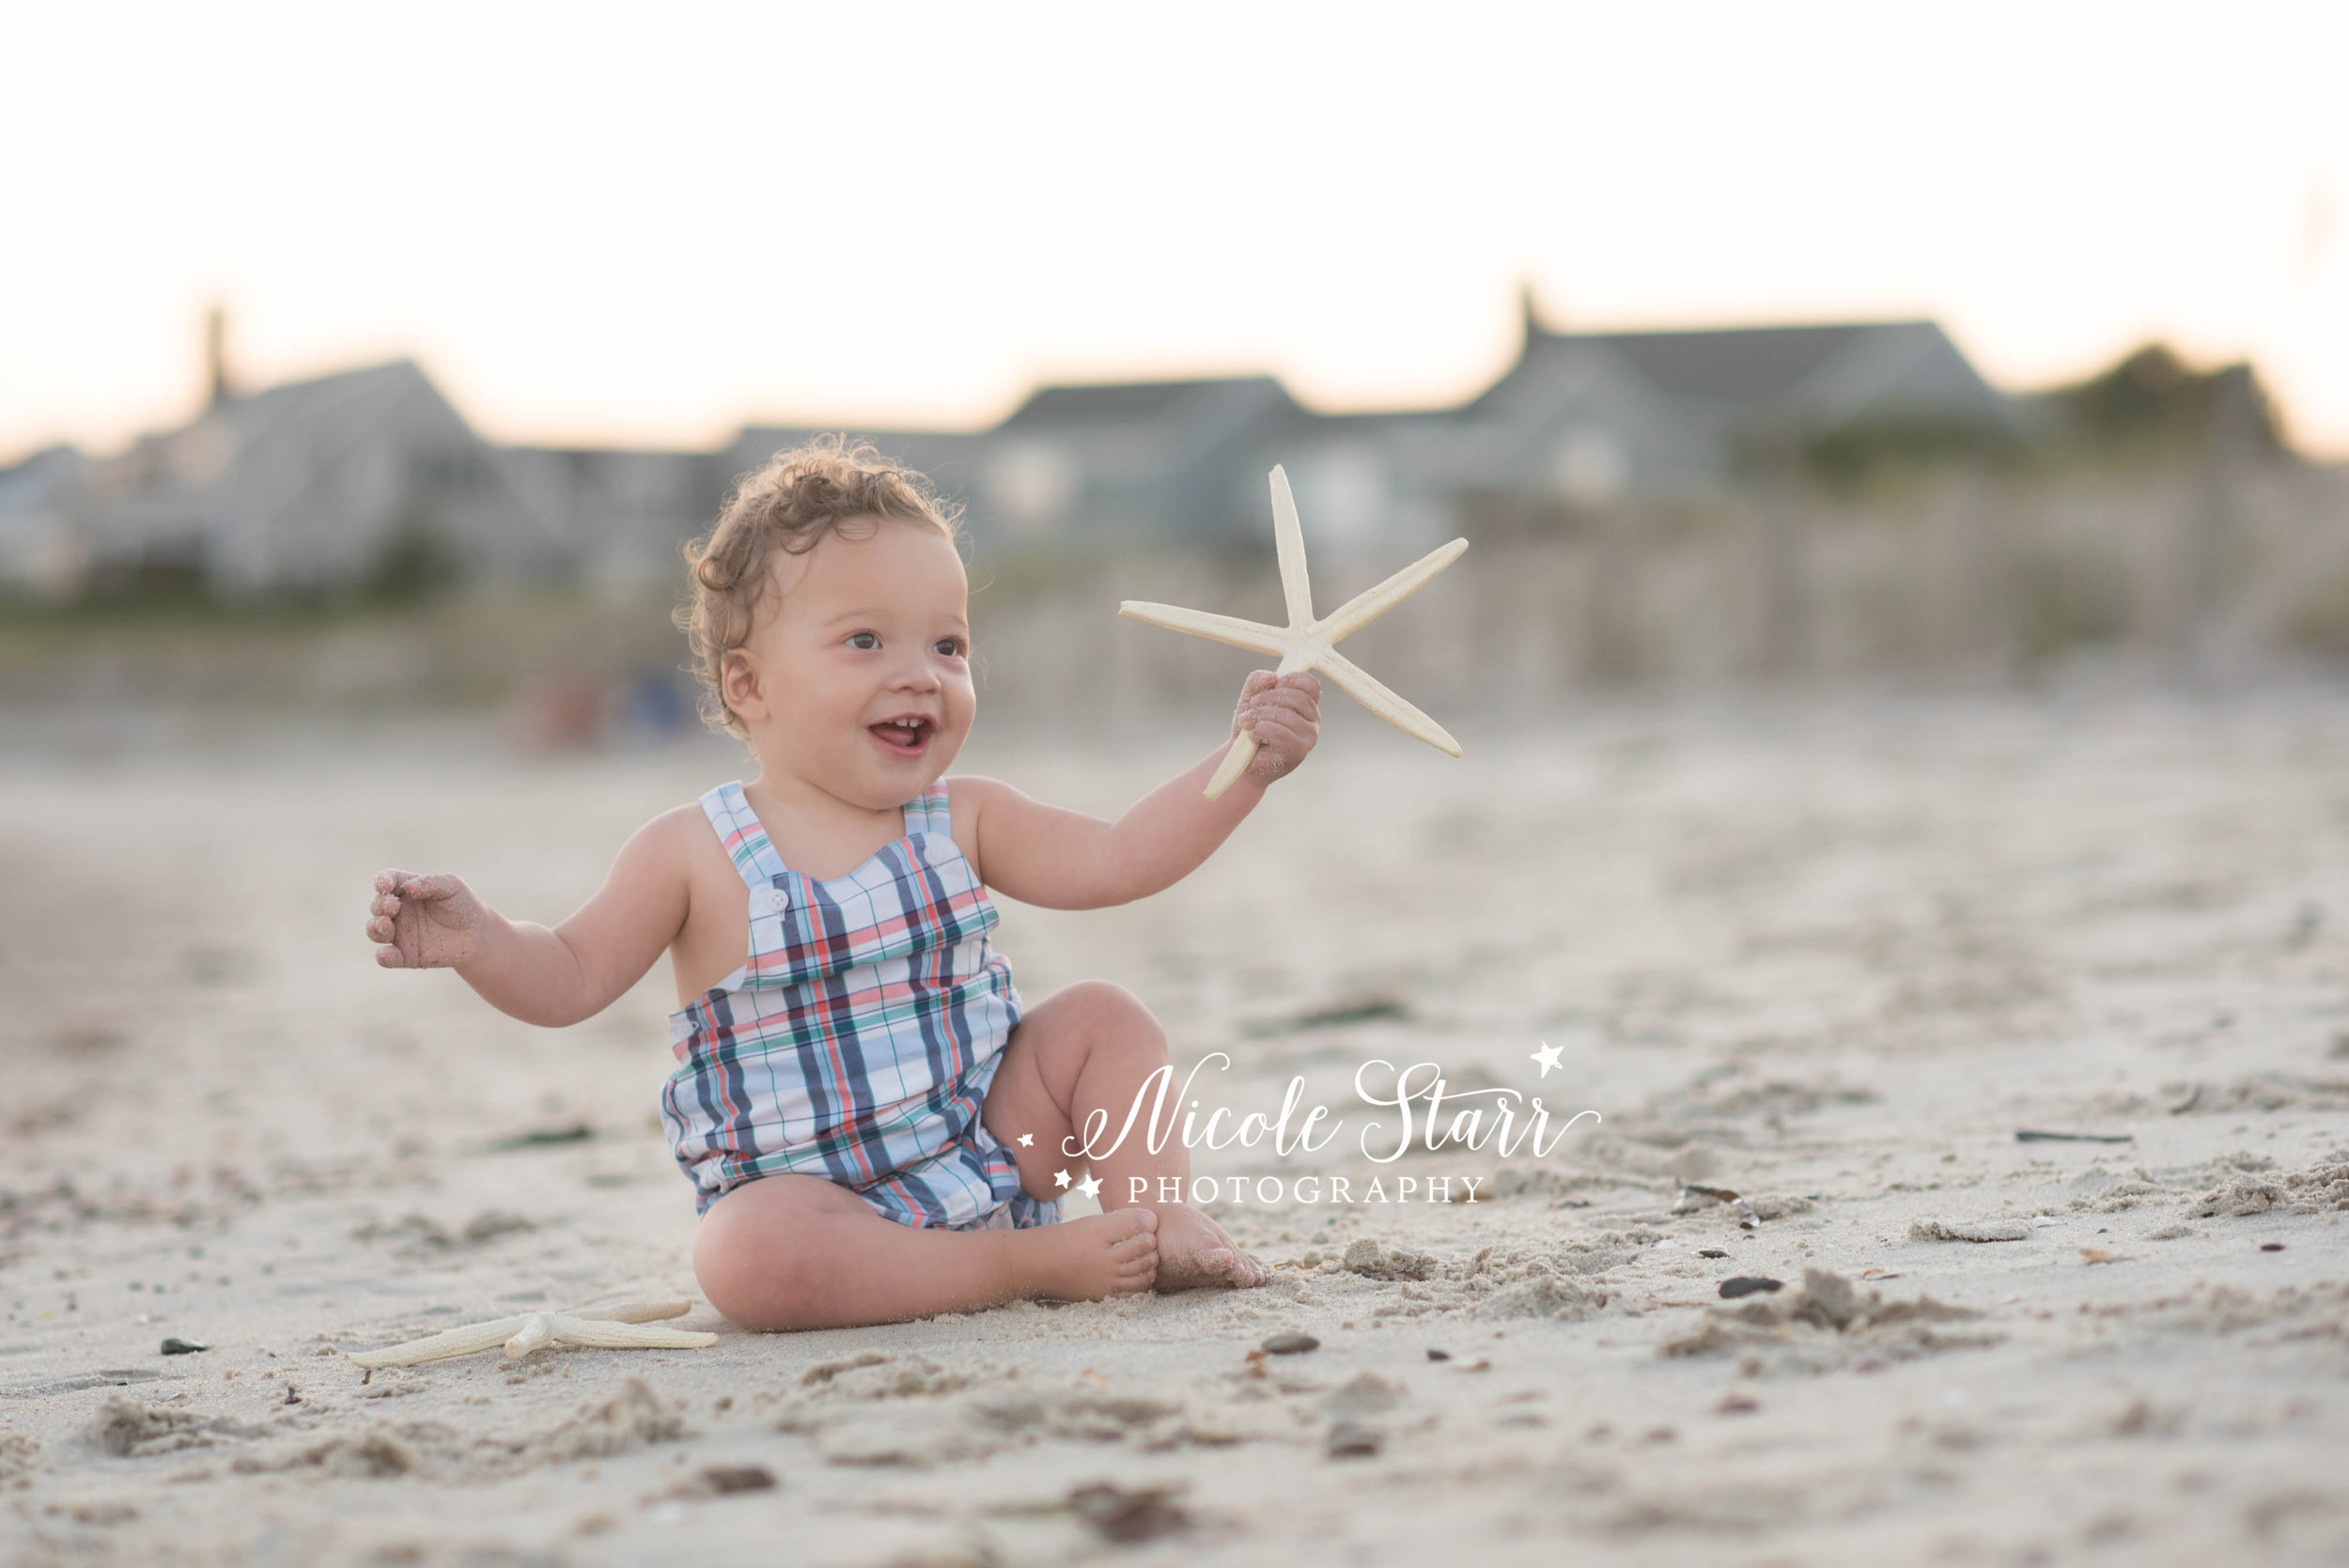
top-left (1055, 978), bottom-right (1162, 1043)
top-left (692, 1192), bottom-right (826, 1331)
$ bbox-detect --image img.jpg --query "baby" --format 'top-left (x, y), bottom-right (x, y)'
top-left (363, 439), bottom-right (1322, 1331)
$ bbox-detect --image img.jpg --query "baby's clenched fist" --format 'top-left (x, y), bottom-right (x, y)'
top-left (366, 869), bottom-right (486, 970)
top-left (1231, 671), bottom-right (1322, 783)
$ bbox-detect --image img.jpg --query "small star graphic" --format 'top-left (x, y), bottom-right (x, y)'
top-left (1531, 1041), bottom-right (1563, 1078)
top-left (1053, 1169), bottom-right (1072, 1189)
top-left (1016, 1133), bottom-right (1034, 1148)
top-left (1077, 1173), bottom-right (1102, 1200)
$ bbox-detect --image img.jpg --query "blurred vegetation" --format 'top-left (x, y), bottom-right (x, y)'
top-left (1799, 416), bottom-right (2023, 490)
top-left (0, 584), bottom-right (690, 714)
top-left (1788, 341), bottom-right (2288, 495)
top-left (2282, 569), bottom-right (2349, 659)
top-left (2009, 538), bottom-right (2136, 666)
top-left (2053, 345), bottom-right (2283, 460)
top-left (363, 507), bottom-right (467, 603)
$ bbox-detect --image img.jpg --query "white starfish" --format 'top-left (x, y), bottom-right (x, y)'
top-left (1121, 465), bottom-right (1468, 800)
top-left (345, 1294), bottom-right (716, 1371)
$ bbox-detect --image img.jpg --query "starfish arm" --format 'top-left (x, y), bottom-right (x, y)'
top-left (1316, 649), bottom-right (1463, 756)
top-left (560, 1293), bottom-right (693, 1325)
top-left (1202, 734), bottom-right (1257, 801)
top-left (504, 1313), bottom-right (554, 1359)
top-left (1119, 601), bottom-right (1289, 657)
top-left (346, 1315), bottom-right (532, 1371)
top-left (1268, 465), bottom-right (1315, 629)
top-left (545, 1315), bottom-right (719, 1351)
top-left (1315, 538), bottom-right (1470, 644)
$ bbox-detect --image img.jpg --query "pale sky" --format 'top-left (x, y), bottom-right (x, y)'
top-left (8, 2), bottom-right (2347, 463)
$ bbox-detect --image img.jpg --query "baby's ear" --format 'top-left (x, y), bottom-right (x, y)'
top-left (720, 651), bottom-right (764, 721)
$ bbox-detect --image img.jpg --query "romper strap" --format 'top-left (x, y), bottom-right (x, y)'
top-left (700, 781), bottom-right (789, 892)
top-left (899, 783), bottom-right (953, 840)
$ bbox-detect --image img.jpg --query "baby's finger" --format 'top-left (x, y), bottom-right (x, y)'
top-left (1273, 671), bottom-right (1322, 700)
top-left (1240, 670), bottom-right (1276, 696)
top-left (1247, 717), bottom-right (1314, 753)
top-left (374, 944), bottom-right (406, 969)
top-left (401, 874), bottom-right (456, 902)
top-left (375, 869), bottom-right (412, 894)
top-left (1242, 701), bottom-right (1316, 738)
top-left (1252, 686), bottom-right (1319, 720)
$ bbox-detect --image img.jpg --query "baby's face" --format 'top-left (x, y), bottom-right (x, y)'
top-left (725, 519), bottom-right (975, 809)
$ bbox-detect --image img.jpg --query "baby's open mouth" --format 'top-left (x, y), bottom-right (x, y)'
top-left (868, 717), bottom-right (933, 755)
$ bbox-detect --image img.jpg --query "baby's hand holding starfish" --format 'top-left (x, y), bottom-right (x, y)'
top-left (1231, 670), bottom-right (1323, 783)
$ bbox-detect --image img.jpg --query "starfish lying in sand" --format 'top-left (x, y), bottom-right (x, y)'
top-left (1120, 465), bottom-right (1468, 799)
top-left (346, 1293), bottom-right (716, 1371)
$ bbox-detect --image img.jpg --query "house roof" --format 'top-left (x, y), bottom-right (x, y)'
top-left (1001, 377), bottom-right (1295, 431)
top-left (226, 359), bottom-right (436, 425)
top-left (1465, 318), bottom-right (2010, 436)
top-left (1579, 323), bottom-right (1875, 406)
top-left (131, 360), bottom-right (457, 522)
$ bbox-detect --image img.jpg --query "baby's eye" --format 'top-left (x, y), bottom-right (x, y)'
top-left (934, 637), bottom-right (966, 658)
top-left (846, 631), bottom-right (879, 651)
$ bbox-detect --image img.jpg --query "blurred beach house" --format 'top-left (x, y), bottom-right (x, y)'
top-left (0, 295), bottom-right (2030, 600)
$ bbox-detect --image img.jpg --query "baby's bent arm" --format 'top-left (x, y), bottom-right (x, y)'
top-left (455, 810), bottom-right (696, 1027)
top-left (955, 748), bottom-right (1265, 911)
top-left (957, 670), bottom-right (1319, 909)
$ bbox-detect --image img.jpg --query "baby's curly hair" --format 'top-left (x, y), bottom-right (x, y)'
top-left (678, 436), bottom-right (962, 737)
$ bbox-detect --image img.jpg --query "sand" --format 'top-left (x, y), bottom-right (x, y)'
top-left (4, 691), bottom-right (2349, 1565)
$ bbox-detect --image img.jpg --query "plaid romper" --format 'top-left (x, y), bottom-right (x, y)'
top-left (660, 780), bottom-right (1061, 1231)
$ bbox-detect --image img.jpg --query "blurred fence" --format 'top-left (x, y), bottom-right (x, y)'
top-left (2, 463), bottom-right (2345, 732)
top-left (976, 461), bottom-right (2349, 722)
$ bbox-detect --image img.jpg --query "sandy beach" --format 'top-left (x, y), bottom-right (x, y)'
top-left (5, 691), bottom-right (2348, 1566)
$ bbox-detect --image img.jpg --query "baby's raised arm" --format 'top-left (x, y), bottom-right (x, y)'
top-left (960, 671), bottom-right (1320, 909)
top-left (365, 808), bottom-right (698, 1027)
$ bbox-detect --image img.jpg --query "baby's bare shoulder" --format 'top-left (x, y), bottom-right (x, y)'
top-left (941, 774), bottom-right (1027, 836)
top-left (939, 775), bottom-right (1015, 881)
top-left (646, 800), bottom-right (714, 835)
top-left (941, 773), bottom-right (1014, 808)
top-left (626, 801), bottom-right (710, 847)
top-left (611, 803), bottom-right (722, 878)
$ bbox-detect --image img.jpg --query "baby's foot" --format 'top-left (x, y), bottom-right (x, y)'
top-left (1024, 1208), bottom-right (1159, 1301)
top-left (1149, 1203), bottom-right (1264, 1292)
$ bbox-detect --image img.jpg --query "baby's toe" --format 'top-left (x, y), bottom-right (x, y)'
top-left (1206, 1247), bottom-right (1261, 1288)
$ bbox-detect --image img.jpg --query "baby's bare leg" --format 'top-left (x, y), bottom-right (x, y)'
top-left (981, 980), bottom-right (1265, 1292)
top-left (692, 1172), bottom-right (1158, 1332)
